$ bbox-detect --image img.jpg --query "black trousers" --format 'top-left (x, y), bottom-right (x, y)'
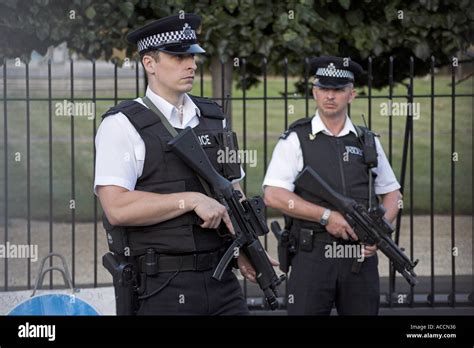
top-left (137, 267), bottom-right (249, 315)
top-left (287, 241), bottom-right (380, 315)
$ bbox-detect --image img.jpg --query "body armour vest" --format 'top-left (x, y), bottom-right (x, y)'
top-left (101, 96), bottom-right (231, 255)
top-left (287, 117), bottom-right (378, 233)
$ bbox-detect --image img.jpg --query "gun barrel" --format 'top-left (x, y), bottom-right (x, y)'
top-left (243, 239), bottom-right (285, 309)
top-left (351, 210), bottom-right (418, 286)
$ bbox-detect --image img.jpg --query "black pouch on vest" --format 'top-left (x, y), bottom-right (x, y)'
top-left (299, 228), bottom-right (314, 252)
top-left (218, 130), bottom-right (241, 180)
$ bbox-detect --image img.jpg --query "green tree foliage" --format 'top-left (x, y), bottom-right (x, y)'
top-left (1, 0), bottom-right (472, 90)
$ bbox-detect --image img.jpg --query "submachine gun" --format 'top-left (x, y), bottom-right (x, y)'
top-left (168, 127), bottom-right (285, 309)
top-left (294, 166), bottom-right (418, 286)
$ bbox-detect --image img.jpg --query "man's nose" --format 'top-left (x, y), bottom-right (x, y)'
top-left (187, 56), bottom-right (197, 71)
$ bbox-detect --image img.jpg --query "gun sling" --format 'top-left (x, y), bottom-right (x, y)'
top-left (141, 96), bottom-right (213, 198)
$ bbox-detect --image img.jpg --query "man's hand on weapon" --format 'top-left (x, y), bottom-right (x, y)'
top-left (325, 210), bottom-right (378, 257)
top-left (191, 192), bottom-right (280, 283)
top-left (363, 244), bottom-right (378, 257)
top-left (191, 193), bottom-right (234, 231)
top-left (237, 252), bottom-right (279, 283)
top-left (325, 211), bottom-right (358, 241)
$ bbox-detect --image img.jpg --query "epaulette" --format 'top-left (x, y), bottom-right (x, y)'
top-left (102, 100), bottom-right (137, 119)
top-left (279, 117), bottom-right (312, 140)
top-left (189, 95), bottom-right (225, 120)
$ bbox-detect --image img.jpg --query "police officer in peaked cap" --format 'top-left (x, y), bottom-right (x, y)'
top-left (263, 56), bottom-right (402, 315)
top-left (95, 13), bottom-right (267, 315)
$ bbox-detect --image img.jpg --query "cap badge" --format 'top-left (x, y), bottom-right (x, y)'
top-left (182, 23), bottom-right (193, 37)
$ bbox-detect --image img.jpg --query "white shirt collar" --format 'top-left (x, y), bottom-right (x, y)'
top-left (145, 87), bottom-right (201, 123)
top-left (311, 110), bottom-right (358, 137)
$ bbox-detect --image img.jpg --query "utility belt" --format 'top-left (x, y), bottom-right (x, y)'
top-left (291, 223), bottom-right (365, 276)
top-left (103, 247), bottom-right (229, 315)
top-left (137, 248), bottom-right (224, 275)
top-left (274, 218), bottom-right (360, 274)
top-left (293, 227), bottom-right (366, 275)
top-left (296, 228), bottom-right (359, 251)
top-left (134, 247), bottom-right (233, 306)
top-left (291, 220), bottom-right (359, 253)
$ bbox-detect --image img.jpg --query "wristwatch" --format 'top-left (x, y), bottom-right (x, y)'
top-left (320, 209), bottom-right (331, 226)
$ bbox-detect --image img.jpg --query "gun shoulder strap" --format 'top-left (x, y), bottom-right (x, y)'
top-left (141, 96), bottom-right (178, 136)
top-left (141, 96), bottom-right (213, 198)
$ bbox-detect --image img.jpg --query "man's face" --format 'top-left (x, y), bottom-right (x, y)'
top-left (143, 51), bottom-right (197, 94)
top-left (312, 85), bottom-right (356, 118)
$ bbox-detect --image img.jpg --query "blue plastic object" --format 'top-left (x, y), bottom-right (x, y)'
top-left (8, 294), bottom-right (99, 316)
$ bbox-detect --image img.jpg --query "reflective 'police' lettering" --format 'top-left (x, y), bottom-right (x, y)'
top-left (198, 134), bottom-right (211, 146)
top-left (345, 146), bottom-right (363, 157)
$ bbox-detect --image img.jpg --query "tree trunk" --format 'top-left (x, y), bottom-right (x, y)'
top-left (210, 56), bottom-right (233, 126)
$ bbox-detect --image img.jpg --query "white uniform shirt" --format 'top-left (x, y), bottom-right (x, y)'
top-left (263, 111), bottom-right (401, 195)
top-left (94, 87), bottom-right (244, 195)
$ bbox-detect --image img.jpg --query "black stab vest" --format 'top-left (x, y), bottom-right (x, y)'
top-left (101, 96), bottom-right (230, 255)
top-left (287, 117), bottom-right (378, 233)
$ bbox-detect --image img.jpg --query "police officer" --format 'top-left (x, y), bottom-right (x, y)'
top-left (94, 13), bottom-right (261, 315)
top-left (263, 56), bottom-right (402, 315)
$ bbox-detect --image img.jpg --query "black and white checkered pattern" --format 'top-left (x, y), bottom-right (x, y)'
top-left (316, 63), bottom-right (354, 80)
top-left (137, 23), bottom-right (196, 52)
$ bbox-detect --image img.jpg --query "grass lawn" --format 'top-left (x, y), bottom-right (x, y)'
top-left (0, 68), bottom-right (472, 221)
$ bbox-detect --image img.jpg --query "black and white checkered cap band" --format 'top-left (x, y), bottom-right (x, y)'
top-left (316, 67), bottom-right (354, 80)
top-left (137, 24), bottom-right (197, 52)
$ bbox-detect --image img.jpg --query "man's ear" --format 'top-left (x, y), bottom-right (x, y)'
top-left (348, 86), bottom-right (357, 104)
top-left (312, 86), bottom-right (318, 100)
top-left (142, 54), bottom-right (156, 75)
